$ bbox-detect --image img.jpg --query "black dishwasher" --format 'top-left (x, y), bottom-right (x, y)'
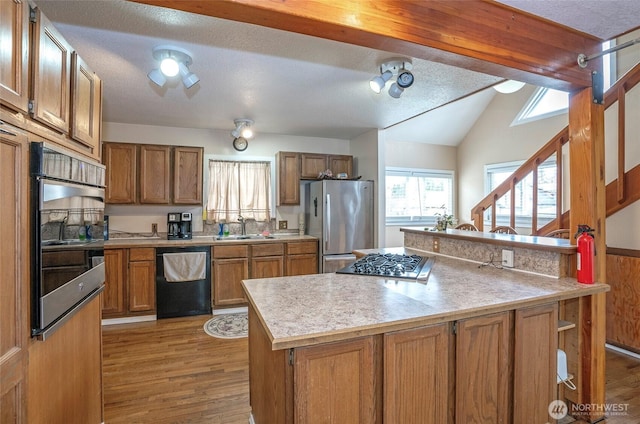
top-left (156, 246), bottom-right (211, 318)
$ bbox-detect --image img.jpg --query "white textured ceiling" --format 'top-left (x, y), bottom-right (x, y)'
top-left (33, 1), bottom-right (640, 145)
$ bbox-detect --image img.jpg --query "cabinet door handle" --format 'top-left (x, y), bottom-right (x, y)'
top-left (325, 194), bottom-right (330, 250)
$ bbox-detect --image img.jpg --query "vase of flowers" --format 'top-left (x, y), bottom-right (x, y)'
top-left (434, 206), bottom-right (454, 231)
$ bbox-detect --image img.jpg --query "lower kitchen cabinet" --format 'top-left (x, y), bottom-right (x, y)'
top-left (285, 240), bottom-right (319, 275)
top-left (251, 243), bottom-right (284, 279)
top-left (249, 304), bottom-right (558, 424)
top-left (294, 336), bottom-right (381, 424)
top-left (103, 247), bottom-right (156, 318)
top-left (213, 245), bottom-right (250, 306)
top-left (456, 311), bottom-right (511, 424)
top-left (127, 248), bottom-right (156, 312)
top-left (384, 323), bottom-right (451, 424)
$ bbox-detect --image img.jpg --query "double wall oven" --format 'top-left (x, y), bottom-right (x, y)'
top-left (31, 142), bottom-right (106, 340)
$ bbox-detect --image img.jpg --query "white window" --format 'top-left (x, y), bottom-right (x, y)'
top-left (206, 160), bottom-right (271, 223)
top-left (484, 157), bottom-right (557, 227)
top-left (385, 167), bottom-right (454, 226)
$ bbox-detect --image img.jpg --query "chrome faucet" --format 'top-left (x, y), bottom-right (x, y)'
top-left (58, 216), bottom-right (68, 241)
top-left (238, 215), bottom-right (246, 235)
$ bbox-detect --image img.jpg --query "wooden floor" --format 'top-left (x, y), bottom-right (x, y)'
top-left (103, 316), bottom-right (640, 424)
top-left (102, 315), bottom-right (250, 424)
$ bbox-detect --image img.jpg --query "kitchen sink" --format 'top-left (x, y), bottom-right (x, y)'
top-left (214, 234), bottom-right (275, 241)
top-left (42, 239), bottom-right (101, 246)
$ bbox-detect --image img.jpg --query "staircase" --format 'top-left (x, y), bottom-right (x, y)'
top-left (471, 62), bottom-right (640, 235)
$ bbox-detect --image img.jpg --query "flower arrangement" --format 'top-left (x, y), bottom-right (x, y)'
top-left (434, 206), bottom-right (454, 231)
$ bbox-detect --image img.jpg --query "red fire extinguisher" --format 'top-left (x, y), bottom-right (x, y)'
top-left (575, 225), bottom-right (595, 284)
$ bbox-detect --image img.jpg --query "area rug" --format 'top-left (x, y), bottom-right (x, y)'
top-left (203, 313), bottom-right (248, 339)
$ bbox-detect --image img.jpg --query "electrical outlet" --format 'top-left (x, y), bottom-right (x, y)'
top-left (433, 237), bottom-right (440, 253)
top-left (502, 249), bottom-right (514, 268)
top-left (279, 220), bottom-right (288, 230)
top-left (151, 223), bottom-right (158, 234)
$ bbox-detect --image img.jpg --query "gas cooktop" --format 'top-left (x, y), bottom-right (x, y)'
top-left (336, 253), bottom-right (435, 281)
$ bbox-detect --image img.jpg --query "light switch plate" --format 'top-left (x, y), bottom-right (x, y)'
top-left (279, 220), bottom-right (288, 229)
top-left (502, 249), bottom-right (514, 268)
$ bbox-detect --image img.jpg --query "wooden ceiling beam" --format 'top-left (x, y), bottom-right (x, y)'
top-left (132, 0), bottom-right (603, 92)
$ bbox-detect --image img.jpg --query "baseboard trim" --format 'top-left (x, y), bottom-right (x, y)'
top-left (606, 343), bottom-right (640, 360)
top-left (213, 306), bottom-right (248, 315)
top-left (101, 315), bottom-right (156, 326)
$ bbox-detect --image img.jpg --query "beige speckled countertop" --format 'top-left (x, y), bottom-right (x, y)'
top-left (242, 247), bottom-right (608, 350)
top-left (104, 233), bottom-right (317, 248)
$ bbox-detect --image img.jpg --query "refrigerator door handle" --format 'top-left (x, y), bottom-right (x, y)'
top-left (325, 193), bottom-right (330, 250)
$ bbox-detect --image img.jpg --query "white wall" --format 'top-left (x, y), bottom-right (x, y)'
top-left (456, 85), bottom-right (568, 225)
top-left (350, 129), bottom-right (383, 247)
top-left (102, 122), bottom-right (350, 234)
top-left (382, 140), bottom-right (458, 247)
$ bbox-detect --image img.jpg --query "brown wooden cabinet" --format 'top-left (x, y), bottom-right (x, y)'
top-left (103, 142), bottom-right (203, 205)
top-left (251, 243), bottom-right (284, 279)
top-left (174, 146), bottom-right (203, 204)
top-left (0, 125), bottom-right (29, 423)
top-left (0, 0), bottom-right (29, 113)
top-left (276, 151), bottom-right (354, 205)
top-left (294, 336), bottom-right (381, 424)
top-left (30, 7), bottom-right (72, 134)
top-left (456, 311), bottom-right (512, 424)
top-left (213, 244), bottom-right (250, 306)
top-left (285, 240), bottom-right (319, 275)
top-left (128, 248), bottom-right (156, 313)
top-left (139, 144), bottom-right (171, 204)
top-left (70, 52), bottom-right (102, 158)
top-left (103, 247), bottom-right (156, 317)
top-left (301, 153), bottom-right (353, 179)
top-left (383, 323), bottom-right (451, 424)
top-left (103, 142), bottom-right (137, 204)
top-left (102, 248), bottom-right (126, 315)
top-left (276, 151), bottom-right (301, 206)
top-left (513, 303), bottom-right (558, 424)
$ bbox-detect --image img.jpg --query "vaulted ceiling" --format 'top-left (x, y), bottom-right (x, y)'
top-left (34, 0), bottom-right (640, 145)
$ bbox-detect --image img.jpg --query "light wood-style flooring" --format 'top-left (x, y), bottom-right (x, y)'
top-left (103, 316), bottom-right (640, 424)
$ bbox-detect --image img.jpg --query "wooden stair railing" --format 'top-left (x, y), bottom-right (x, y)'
top-left (471, 61), bottom-right (640, 234)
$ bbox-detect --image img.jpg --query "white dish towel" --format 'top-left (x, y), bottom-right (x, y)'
top-left (163, 252), bottom-right (207, 282)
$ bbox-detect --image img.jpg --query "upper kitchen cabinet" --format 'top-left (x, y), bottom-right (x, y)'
top-left (103, 142), bottom-right (203, 205)
top-left (300, 153), bottom-right (353, 179)
top-left (70, 53), bottom-right (102, 155)
top-left (173, 146), bottom-right (203, 204)
top-left (139, 144), bottom-right (171, 204)
top-left (276, 151), bottom-right (301, 206)
top-left (30, 7), bottom-right (72, 135)
top-left (0, 0), bottom-right (29, 113)
top-left (104, 142), bottom-right (137, 204)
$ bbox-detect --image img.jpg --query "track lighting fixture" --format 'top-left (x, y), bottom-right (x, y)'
top-left (148, 45), bottom-right (200, 89)
top-left (369, 58), bottom-right (414, 98)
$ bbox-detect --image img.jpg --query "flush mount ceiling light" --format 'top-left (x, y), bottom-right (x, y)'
top-left (148, 45), bottom-right (200, 89)
top-left (231, 119), bottom-right (254, 151)
top-left (369, 58), bottom-right (414, 98)
top-left (493, 80), bottom-right (525, 94)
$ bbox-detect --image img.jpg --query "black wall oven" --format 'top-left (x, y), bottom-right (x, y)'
top-left (31, 142), bottom-right (106, 340)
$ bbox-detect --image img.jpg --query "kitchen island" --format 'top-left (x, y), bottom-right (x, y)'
top-left (243, 247), bottom-right (609, 424)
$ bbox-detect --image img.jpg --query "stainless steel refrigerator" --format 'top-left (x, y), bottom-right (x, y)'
top-left (305, 180), bottom-right (374, 273)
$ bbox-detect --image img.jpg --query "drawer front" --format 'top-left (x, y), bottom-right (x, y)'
top-left (252, 243), bottom-right (284, 257)
top-left (129, 247), bottom-right (155, 261)
top-left (213, 244), bottom-right (249, 259)
top-left (287, 241), bottom-right (318, 255)
top-left (42, 250), bottom-right (86, 267)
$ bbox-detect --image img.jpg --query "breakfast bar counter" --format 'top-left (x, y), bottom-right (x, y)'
top-left (243, 247), bottom-right (609, 424)
top-left (242, 247), bottom-right (607, 350)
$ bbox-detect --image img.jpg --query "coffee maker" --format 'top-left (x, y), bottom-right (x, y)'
top-left (167, 212), bottom-right (193, 240)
